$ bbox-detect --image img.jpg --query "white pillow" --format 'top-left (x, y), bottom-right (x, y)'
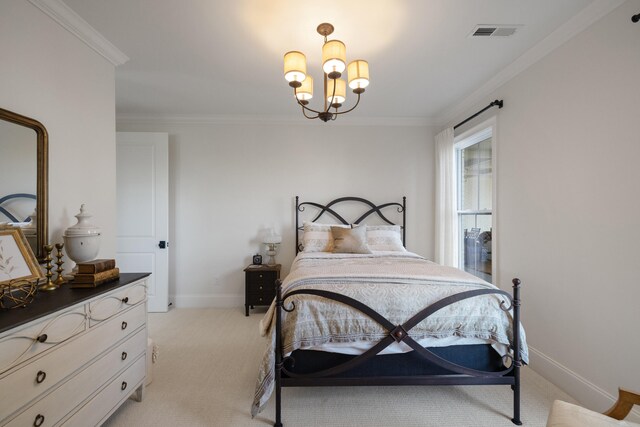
top-left (366, 225), bottom-right (406, 252)
top-left (302, 222), bottom-right (349, 252)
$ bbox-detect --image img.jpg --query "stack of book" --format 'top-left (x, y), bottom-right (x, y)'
top-left (70, 259), bottom-right (120, 288)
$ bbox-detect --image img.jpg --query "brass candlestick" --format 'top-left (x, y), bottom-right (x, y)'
top-left (54, 243), bottom-right (66, 286)
top-left (39, 244), bottom-right (58, 291)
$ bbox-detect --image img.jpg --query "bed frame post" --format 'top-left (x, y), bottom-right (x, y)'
top-left (274, 280), bottom-right (284, 427)
top-left (511, 278), bottom-right (522, 426)
top-left (402, 196), bottom-right (406, 246)
top-left (295, 196), bottom-right (300, 255)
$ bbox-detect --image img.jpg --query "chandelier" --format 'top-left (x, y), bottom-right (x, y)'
top-left (283, 23), bottom-right (369, 122)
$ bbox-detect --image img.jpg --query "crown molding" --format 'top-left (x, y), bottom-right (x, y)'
top-left (28, 0), bottom-right (129, 66)
top-left (436, 0), bottom-right (626, 127)
top-left (116, 114), bottom-right (438, 127)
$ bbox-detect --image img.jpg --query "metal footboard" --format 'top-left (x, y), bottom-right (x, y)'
top-left (273, 278), bottom-right (523, 426)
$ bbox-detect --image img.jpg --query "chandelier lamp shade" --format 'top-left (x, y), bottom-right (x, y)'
top-left (283, 23), bottom-right (369, 122)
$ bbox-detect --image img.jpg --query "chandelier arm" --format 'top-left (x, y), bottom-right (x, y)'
top-left (301, 105), bottom-right (319, 119)
top-left (333, 92), bottom-right (361, 115)
top-left (293, 87), bottom-right (324, 115)
top-left (325, 79), bottom-right (338, 113)
top-left (295, 98), bottom-right (324, 115)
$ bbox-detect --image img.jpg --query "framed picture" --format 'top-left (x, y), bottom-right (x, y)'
top-left (0, 227), bottom-right (43, 286)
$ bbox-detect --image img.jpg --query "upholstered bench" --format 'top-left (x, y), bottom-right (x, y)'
top-left (547, 389), bottom-right (640, 427)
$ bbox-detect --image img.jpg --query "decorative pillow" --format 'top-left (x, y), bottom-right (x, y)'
top-left (302, 222), bottom-right (349, 252)
top-left (366, 225), bottom-right (406, 252)
top-left (331, 225), bottom-right (372, 254)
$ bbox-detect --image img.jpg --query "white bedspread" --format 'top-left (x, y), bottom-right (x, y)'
top-left (252, 251), bottom-right (528, 416)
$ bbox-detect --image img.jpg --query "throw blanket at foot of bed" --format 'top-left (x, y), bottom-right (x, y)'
top-left (251, 252), bottom-right (528, 416)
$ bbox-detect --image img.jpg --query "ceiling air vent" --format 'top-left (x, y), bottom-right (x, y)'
top-left (473, 27), bottom-right (497, 36)
top-left (470, 25), bottom-right (521, 38)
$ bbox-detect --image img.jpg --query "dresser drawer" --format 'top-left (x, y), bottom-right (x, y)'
top-left (0, 306), bottom-right (86, 375)
top-left (96, 302), bottom-right (147, 347)
top-left (0, 304), bottom-right (146, 421)
top-left (5, 330), bottom-right (146, 427)
top-left (61, 355), bottom-right (145, 427)
top-left (89, 281), bottom-right (147, 325)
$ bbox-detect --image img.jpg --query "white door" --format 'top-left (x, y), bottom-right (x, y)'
top-left (116, 132), bottom-right (169, 312)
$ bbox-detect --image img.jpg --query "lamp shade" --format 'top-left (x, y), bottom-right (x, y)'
top-left (348, 60), bottom-right (370, 89)
top-left (263, 234), bottom-right (282, 244)
top-left (326, 78), bottom-right (346, 105)
top-left (295, 75), bottom-right (313, 101)
top-left (284, 51), bottom-right (307, 83)
top-left (322, 40), bottom-right (346, 75)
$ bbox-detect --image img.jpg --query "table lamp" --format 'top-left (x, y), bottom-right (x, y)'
top-left (263, 229), bottom-right (282, 265)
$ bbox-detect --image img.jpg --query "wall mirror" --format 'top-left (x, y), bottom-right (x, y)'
top-left (0, 108), bottom-right (48, 261)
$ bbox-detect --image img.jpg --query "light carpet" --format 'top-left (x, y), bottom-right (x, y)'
top-left (103, 308), bottom-right (576, 427)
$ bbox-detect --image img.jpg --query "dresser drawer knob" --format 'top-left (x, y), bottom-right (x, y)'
top-left (259, 297), bottom-right (263, 302)
top-left (36, 334), bottom-right (48, 343)
top-left (122, 297), bottom-right (129, 304)
top-left (121, 381), bottom-right (128, 391)
top-left (36, 370), bottom-right (47, 384)
top-left (259, 274), bottom-right (263, 278)
top-left (259, 286), bottom-right (263, 290)
top-left (121, 321), bottom-right (128, 330)
top-left (121, 351), bottom-right (128, 361)
top-left (34, 414), bottom-right (45, 427)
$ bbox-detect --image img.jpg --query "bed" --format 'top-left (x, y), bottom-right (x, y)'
top-left (252, 196), bottom-right (527, 426)
top-left (0, 193), bottom-right (36, 223)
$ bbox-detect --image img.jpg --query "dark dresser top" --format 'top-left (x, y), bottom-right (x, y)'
top-left (0, 273), bottom-right (150, 335)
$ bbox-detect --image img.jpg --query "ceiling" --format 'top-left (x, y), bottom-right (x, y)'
top-left (63, 0), bottom-right (594, 121)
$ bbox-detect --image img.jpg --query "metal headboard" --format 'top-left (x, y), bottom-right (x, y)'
top-left (0, 193), bottom-right (36, 222)
top-left (295, 196), bottom-right (406, 254)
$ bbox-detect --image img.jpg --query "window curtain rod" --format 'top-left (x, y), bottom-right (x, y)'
top-left (453, 99), bottom-right (504, 130)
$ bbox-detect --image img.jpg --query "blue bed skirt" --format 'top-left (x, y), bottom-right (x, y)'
top-left (285, 344), bottom-right (508, 377)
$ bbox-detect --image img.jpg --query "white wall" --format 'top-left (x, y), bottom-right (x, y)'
top-left (0, 1), bottom-right (117, 259)
top-left (116, 120), bottom-right (435, 307)
top-left (449, 0), bottom-right (640, 416)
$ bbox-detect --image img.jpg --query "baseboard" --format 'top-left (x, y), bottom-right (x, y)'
top-left (529, 346), bottom-right (640, 422)
top-left (170, 293), bottom-right (243, 308)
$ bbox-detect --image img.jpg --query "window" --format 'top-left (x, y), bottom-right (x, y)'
top-left (455, 125), bottom-right (494, 282)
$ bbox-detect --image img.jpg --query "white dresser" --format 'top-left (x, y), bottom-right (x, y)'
top-left (0, 273), bottom-right (150, 427)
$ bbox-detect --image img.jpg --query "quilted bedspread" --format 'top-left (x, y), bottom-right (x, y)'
top-left (251, 252), bottom-right (528, 416)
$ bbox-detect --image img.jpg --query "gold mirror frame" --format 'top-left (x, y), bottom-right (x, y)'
top-left (0, 107), bottom-right (48, 262)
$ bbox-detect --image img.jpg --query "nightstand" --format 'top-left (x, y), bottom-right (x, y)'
top-left (244, 264), bottom-right (281, 316)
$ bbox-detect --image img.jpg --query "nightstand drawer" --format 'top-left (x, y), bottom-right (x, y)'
top-left (248, 281), bottom-right (276, 294)
top-left (246, 271), bottom-right (277, 284)
top-left (244, 264), bottom-right (280, 315)
top-left (246, 294), bottom-right (275, 306)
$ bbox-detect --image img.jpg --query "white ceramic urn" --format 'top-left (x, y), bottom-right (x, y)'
top-left (63, 204), bottom-right (101, 265)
